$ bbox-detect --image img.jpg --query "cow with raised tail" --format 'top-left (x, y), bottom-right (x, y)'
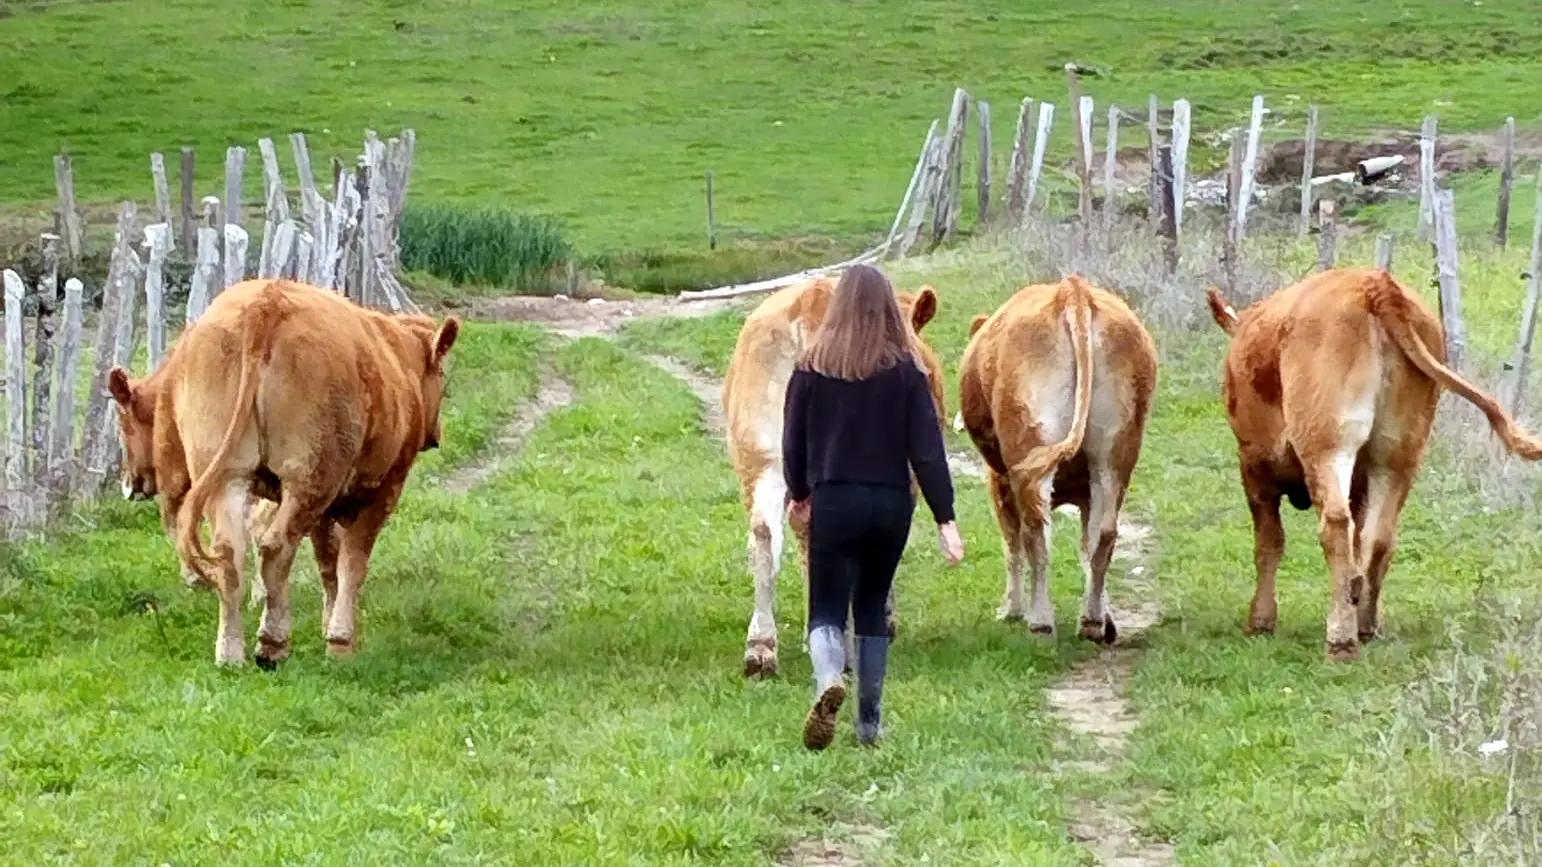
top-left (1207, 267), bottom-right (1542, 660)
top-left (722, 275), bottom-right (947, 678)
top-left (958, 275), bottom-right (1158, 642)
top-left (110, 278), bottom-right (459, 667)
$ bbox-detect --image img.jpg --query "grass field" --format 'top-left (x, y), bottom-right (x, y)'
top-left (8, 0), bottom-right (1542, 863)
top-left (3, 0), bottom-right (1542, 262)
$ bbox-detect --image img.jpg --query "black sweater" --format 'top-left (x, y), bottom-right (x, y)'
top-left (781, 360), bottom-right (957, 524)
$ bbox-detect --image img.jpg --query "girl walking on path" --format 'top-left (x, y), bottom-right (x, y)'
top-left (781, 264), bottom-right (965, 750)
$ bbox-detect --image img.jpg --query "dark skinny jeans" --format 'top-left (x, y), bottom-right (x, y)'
top-left (807, 481), bottom-right (914, 638)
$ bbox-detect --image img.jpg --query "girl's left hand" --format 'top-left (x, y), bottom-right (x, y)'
top-left (787, 498), bottom-right (811, 524)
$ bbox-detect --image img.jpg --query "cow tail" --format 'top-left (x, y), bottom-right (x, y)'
top-left (176, 285), bottom-right (279, 581)
top-left (1206, 287), bottom-right (1239, 336)
top-left (1368, 271), bottom-right (1542, 461)
top-left (1011, 275), bottom-right (1095, 482)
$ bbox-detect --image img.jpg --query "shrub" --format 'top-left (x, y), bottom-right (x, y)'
top-left (399, 203), bottom-right (573, 293)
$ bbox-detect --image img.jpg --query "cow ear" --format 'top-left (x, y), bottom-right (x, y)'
top-left (432, 317), bottom-right (461, 365)
top-left (108, 367), bottom-right (135, 408)
top-left (910, 286), bottom-right (938, 332)
top-left (969, 314), bottom-right (989, 337)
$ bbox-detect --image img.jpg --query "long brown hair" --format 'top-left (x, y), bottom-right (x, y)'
top-left (801, 264), bottom-right (915, 381)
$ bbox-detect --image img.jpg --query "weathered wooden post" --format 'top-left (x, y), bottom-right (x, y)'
top-left (1376, 233), bottom-right (1395, 271)
top-left (223, 224), bottom-right (248, 288)
top-left (1171, 98), bottom-right (1191, 240)
top-left (885, 119), bottom-right (939, 255)
top-left (1101, 103), bottom-right (1120, 235)
top-left (30, 234), bottom-right (59, 517)
top-left (187, 227), bottom-right (220, 325)
top-left (50, 278), bottom-right (83, 500)
top-left (1066, 66), bottom-right (1093, 236)
top-left (1004, 98), bottom-right (1034, 224)
top-left (1299, 105), bottom-right (1319, 236)
top-left (53, 154), bottom-right (83, 266)
top-left (1025, 101), bottom-right (1055, 216)
top-left (257, 138), bottom-right (291, 278)
top-left (151, 152), bottom-right (173, 231)
top-left (1496, 116), bottom-right (1516, 250)
top-left (180, 147), bottom-right (197, 254)
top-left (355, 154), bottom-right (376, 306)
top-left (898, 133), bottom-right (944, 257)
top-left (1146, 94), bottom-right (1160, 223)
top-left (143, 222), bottom-right (172, 370)
top-left (81, 203), bottom-right (135, 484)
top-left (1501, 166), bottom-right (1542, 416)
top-left (1235, 95), bottom-right (1265, 241)
top-left (1223, 134), bottom-right (1244, 293)
top-left (1417, 116), bottom-right (1438, 244)
top-left (3, 270), bottom-right (28, 527)
top-left (100, 237), bottom-right (144, 482)
top-left (1316, 200), bottom-right (1337, 270)
top-left (1156, 144), bottom-right (1178, 275)
top-left (929, 87), bottom-right (970, 247)
top-left (1431, 188), bottom-right (1466, 372)
top-left (976, 100), bottom-right (993, 224)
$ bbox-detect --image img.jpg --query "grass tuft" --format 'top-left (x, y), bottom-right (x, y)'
top-left (399, 203), bottom-right (573, 294)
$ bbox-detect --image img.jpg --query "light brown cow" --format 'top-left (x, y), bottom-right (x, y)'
top-left (113, 278), bottom-right (458, 667)
top-left (959, 275), bottom-right (1157, 641)
top-left (1207, 267), bottom-right (1542, 660)
top-left (722, 275), bottom-right (946, 678)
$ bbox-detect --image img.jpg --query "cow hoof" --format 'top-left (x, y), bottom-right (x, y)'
top-left (1326, 640), bottom-right (1360, 662)
top-left (744, 641), bottom-right (779, 679)
top-left (997, 607), bottom-right (1027, 623)
top-left (325, 637), bottom-right (357, 659)
top-left (1357, 628), bottom-right (1381, 644)
top-left (1079, 617), bottom-right (1118, 645)
top-left (1244, 616), bottom-right (1277, 637)
top-left (255, 638), bottom-right (290, 670)
top-left (1028, 622), bottom-right (1056, 637)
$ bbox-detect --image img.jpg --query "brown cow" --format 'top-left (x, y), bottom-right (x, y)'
top-left (958, 275), bottom-right (1157, 641)
top-left (115, 278), bottom-right (458, 667)
top-left (723, 275), bottom-right (946, 678)
top-left (1207, 267), bottom-right (1542, 660)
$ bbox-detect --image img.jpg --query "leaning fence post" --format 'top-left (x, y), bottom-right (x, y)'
top-left (1501, 166), bottom-right (1542, 416)
top-left (884, 119), bottom-right (939, 255)
top-left (1156, 144), bottom-right (1178, 275)
top-left (223, 224), bottom-right (249, 288)
top-left (1316, 200), bottom-right (1338, 270)
top-left (180, 147), bottom-right (197, 254)
top-left (1298, 105), bottom-right (1319, 236)
top-left (1171, 99), bottom-right (1191, 241)
top-left (1418, 116), bottom-right (1438, 244)
top-left (1223, 134), bottom-right (1244, 293)
top-left (1025, 101), bottom-right (1055, 216)
top-left (1376, 233), bottom-right (1395, 271)
top-left (1432, 188), bottom-right (1467, 373)
top-left (187, 227), bottom-right (220, 325)
top-left (30, 234), bottom-right (60, 519)
top-left (929, 87), bottom-right (970, 248)
top-left (143, 223), bottom-right (171, 370)
top-left (257, 138), bottom-right (291, 278)
top-left (1146, 94), bottom-right (1160, 223)
top-left (1101, 103), bottom-right (1120, 235)
top-left (1234, 95), bottom-right (1265, 241)
top-left (1496, 116), bottom-right (1516, 250)
top-left (151, 152), bottom-right (173, 232)
top-left (1004, 98), bottom-right (1034, 224)
top-left (54, 153), bottom-right (83, 265)
top-left (98, 241), bottom-right (144, 483)
top-left (1066, 66), bottom-right (1093, 238)
top-left (4, 270), bottom-right (28, 529)
top-left (82, 203), bottom-right (135, 485)
top-left (51, 278), bottom-right (83, 501)
top-left (976, 100), bottom-right (993, 224)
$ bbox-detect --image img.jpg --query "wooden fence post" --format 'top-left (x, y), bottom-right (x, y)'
top-left (257, 137), bottom-right (291, 278)
top-left (898, 133), bottom-right (944, 257)
top-left (1496, 116), bottom-right (1516, 250)
top-left (1299, 105), bottom-right (1319, 236)
top-left (1156, 144), bottom-right (1178, 275)
top-left (1025, 101), bottom-right (1055, 216)
top-left (224, 145), bottom-right (247, 234)
top-left (100, 239), bottom-right (144, 481)
top-left (1376, 233), bottom-right (1395, 271)
top-left (180, 147), bottom-right (197, 254)
top-left (1317, 200), bottom-right (1337, 270)
top-left (295, 231), bottom-right (315, 284)
top-left (187, 227), bottom-right (220, 325)
top-left (223, 224), bottom-right (249, 288)
top-left (1066, 66), bottom-right (1093, 236)
top-left (1101, 103), bottom-right (1119, 234)
top-left (355, 154), bottom-right (376, 305)
top-left (54, 154), bottom-right (83, 265)
top-left (929, 87), bottom-right (970, 247)
top-left (143, 223), bottom-right (171, 369)
top-left (1418, 116), bottom-right (1438, 244)
top-left (82, 202), bottom-right (135, 484)
top-left (50, 278), bottom-right (83, 500)
top-left (1222, 134), bottom-right (1244, 293)
top-left (1502, 166), bottom-right (1542, 416)
top-left (885, 119), bottom-right (939, 255)
top-left (1004, 98), bottom-right (1034, 223)
top-left (977, 100), bottom-right (993, 224)
top-left (1171, 99), bottom-right (1191, 240)
top-left (151, 152), bottom-right (173, 232)
top-left (1235, 95), bottom-right (1265, 241)
top-left (1146, 94), bottom-right (1160, 223)
top-left (1432, 188), bottom-right (1467, 372)
top-left (4, 270), bottom-right (28, 527)
top-left (704, 171), bottom-right (717, 250)
top-left (31, 233), bottom-right (59, 518)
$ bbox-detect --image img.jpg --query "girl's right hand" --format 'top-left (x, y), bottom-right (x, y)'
top-left (938, 521), bottom-right (965, 565)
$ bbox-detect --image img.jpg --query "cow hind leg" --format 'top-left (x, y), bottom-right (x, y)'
top-left (1355, 467), bottom-right (1413, 644)
top-left (252, 497), bottom-right (328, 669)
top-left (1302, 448), bottom-right (1366, 661)
top-left (1013, 471), bottom-right (1057, 636)
top-left (1243, 476), bottom-right (1287, 637)
top-left (744, 471), bottom-right (786, 679)
top-left (209, 482), bottom-right (251, 667)
top-left (987, 469), bottom-right (1029, 622)
top-left (327, 497), bottom-right (395, 658)
top-left (312, 519), bottom-right (341, 636)
top-left (1077, 465), bottom-right (1122, 644)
